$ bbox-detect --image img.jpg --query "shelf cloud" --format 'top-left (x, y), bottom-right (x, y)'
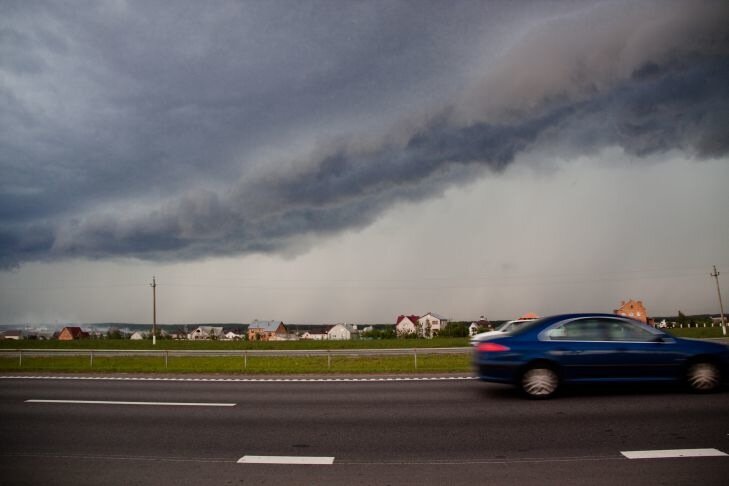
top-left (1, 0), bottom-right (727, 269)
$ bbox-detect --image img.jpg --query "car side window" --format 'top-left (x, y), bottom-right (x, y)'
top-left (546, 319), bottom-right (606, 341)
top-left (604, 319), bottom-right (655, 342)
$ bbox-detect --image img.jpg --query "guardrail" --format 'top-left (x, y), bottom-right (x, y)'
top-left (0, 347), bottom-right (471, 370)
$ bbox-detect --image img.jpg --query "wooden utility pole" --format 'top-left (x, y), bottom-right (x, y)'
top-left (151, 276), bottom-right (157, 345)
top-left (711, 266), bottom-right (726, 336)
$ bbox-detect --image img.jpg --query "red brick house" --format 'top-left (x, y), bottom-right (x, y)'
top-left (614, 300), bottom-right (648, 324)
top-left (58, 327), bottom-right (90, 341)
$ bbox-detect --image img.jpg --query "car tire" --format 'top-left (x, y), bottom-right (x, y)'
top-left (685, 361), bottom-right (721, 392)
top-left (520, 366), bottom-right (559, 398)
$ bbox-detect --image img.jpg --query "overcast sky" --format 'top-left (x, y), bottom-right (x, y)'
top-left (1, 0), bottom-right (728, 325)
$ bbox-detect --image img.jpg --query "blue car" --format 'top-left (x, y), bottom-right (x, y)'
top-left (473, 313), bottom-right (729, 398)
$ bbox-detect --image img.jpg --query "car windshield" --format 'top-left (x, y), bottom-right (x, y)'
top-left (494, 321), bottom-right (512, 332)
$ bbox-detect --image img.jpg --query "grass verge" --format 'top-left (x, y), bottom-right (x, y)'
top-left (666, 327), bottom-right (727, 339)
top-left (0, 337), bottom-right (469, 351)
top-left (0, 353), bottom-right (472, 374)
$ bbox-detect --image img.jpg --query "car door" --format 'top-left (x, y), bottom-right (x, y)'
top-left (542, 318), bottom-right (625, 381)
top-left (602, 318), bottom-right (684, 380)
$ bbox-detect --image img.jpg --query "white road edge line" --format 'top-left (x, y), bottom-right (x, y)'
top-left (621, 449), bottom-right (727, 459)
top-left (25, 399), bottom-right (236, 407)
top-left (237, 455), bottom-right (334, 465)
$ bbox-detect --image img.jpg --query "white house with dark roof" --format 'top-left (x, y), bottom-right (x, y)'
top-left (301, 326), bottom-right (333, 340)
top-left (188, 326), bottom-right (224, 340)
top-left (224, 330), bottom-right (244, 340)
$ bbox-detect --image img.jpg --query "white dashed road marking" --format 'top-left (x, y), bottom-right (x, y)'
top-left (237, 455), bottom-right (335, 465)
top-left (621, 449), bottom-right (727, 459)
top-left (25, 399), bottom-right (236, 407)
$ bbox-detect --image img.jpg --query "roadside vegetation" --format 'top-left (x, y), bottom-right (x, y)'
top-left (0, 336), bottom-right (469, 350)
top-left (1, 320), bottom-right (724, 374)
top-left (666, 327), bottom-right (727, 339)
top-left (0, 353), bottom-right (471, 374)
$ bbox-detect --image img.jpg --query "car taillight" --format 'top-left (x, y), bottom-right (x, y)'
top-left (477, 342), bottom-right (510, 352)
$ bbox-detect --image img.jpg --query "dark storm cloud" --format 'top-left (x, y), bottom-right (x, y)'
top-left (1, 1), bottom-right (728, 268)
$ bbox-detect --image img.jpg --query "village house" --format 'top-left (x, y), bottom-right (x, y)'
top-left (418, 312), bottom-right (449, 338)
top-left (0, 330), bottom-right (23, 340)
top-left (247, 320), bottom-right (288, 341)
top-left (57, 327), bottom-right (89, 341)
top-left (614, 300), bottom-right (649, 324)
top-left (130, 331), bottom-right (145, 340)
top-left (395, 315), bottom-right (419, 337)
top-left (223, 329), bottom-right (245, 340)
top-left (327, 323), bottom-right (358, 340)
top-left (187, 326), bottom-right (224, 340)
top-left (469, 318), bottom-right (492, 336)
top-left (301, 326), bottom-right (333, 340)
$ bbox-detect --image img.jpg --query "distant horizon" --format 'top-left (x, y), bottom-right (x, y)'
top-left (1, 311), bottom-right (723, 330)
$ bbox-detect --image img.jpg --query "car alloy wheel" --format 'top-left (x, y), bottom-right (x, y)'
top-left (686, 362), bottom-right (721, 392)
top-left (521, 367), bottom-right (558, 398)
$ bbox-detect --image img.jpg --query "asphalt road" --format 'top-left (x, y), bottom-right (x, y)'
top-left (1, 374), bottom-right (728, 485)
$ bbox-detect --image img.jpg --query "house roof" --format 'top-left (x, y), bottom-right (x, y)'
top-left (193, 326), bottom-right (223, 334)
top-left (249, 320), bottom-right (286, 332)
top-left (61, 327), bottom-right (89, 338)
top-left (519, 313), bottom-right (539, 320)
top-left (223, 327), bottom-right (246, 334)
top-left (303, 325), bottom-right (334, 334)
top-left (396, 315), bottom-right (419, 325)
top-left (421, 312), bottom-right (447, 320)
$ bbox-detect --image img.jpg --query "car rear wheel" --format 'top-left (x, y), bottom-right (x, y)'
top-left (685, 361), bottom-right (721, 392)
top-left (520, 366), bottom-right (559, 398)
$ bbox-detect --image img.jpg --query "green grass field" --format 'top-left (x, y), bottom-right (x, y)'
top-left (0, 336), bottom-right (472, 374)
top-left (665, 327), bottom-right (727, 339)
top-left (0, 337), bottom-right (469, 350)
top-left (0, 353), bottom-right (471, 374)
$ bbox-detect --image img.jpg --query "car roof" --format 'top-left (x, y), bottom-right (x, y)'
top-left (537, 313), bottom-right (631, 322)
top-left (506, 313), bottom-right (650, 337)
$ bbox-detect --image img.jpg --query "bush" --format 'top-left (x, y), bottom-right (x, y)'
top-left (360, 328), bottom-right (396, 339)
top-left (439, 322), bottom-right (469, 338)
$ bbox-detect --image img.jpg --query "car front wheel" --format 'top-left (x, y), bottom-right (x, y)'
top-left (685, 361), bottom-right (721, 392)
top-left (520, 366), bottom-right (559, 398)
